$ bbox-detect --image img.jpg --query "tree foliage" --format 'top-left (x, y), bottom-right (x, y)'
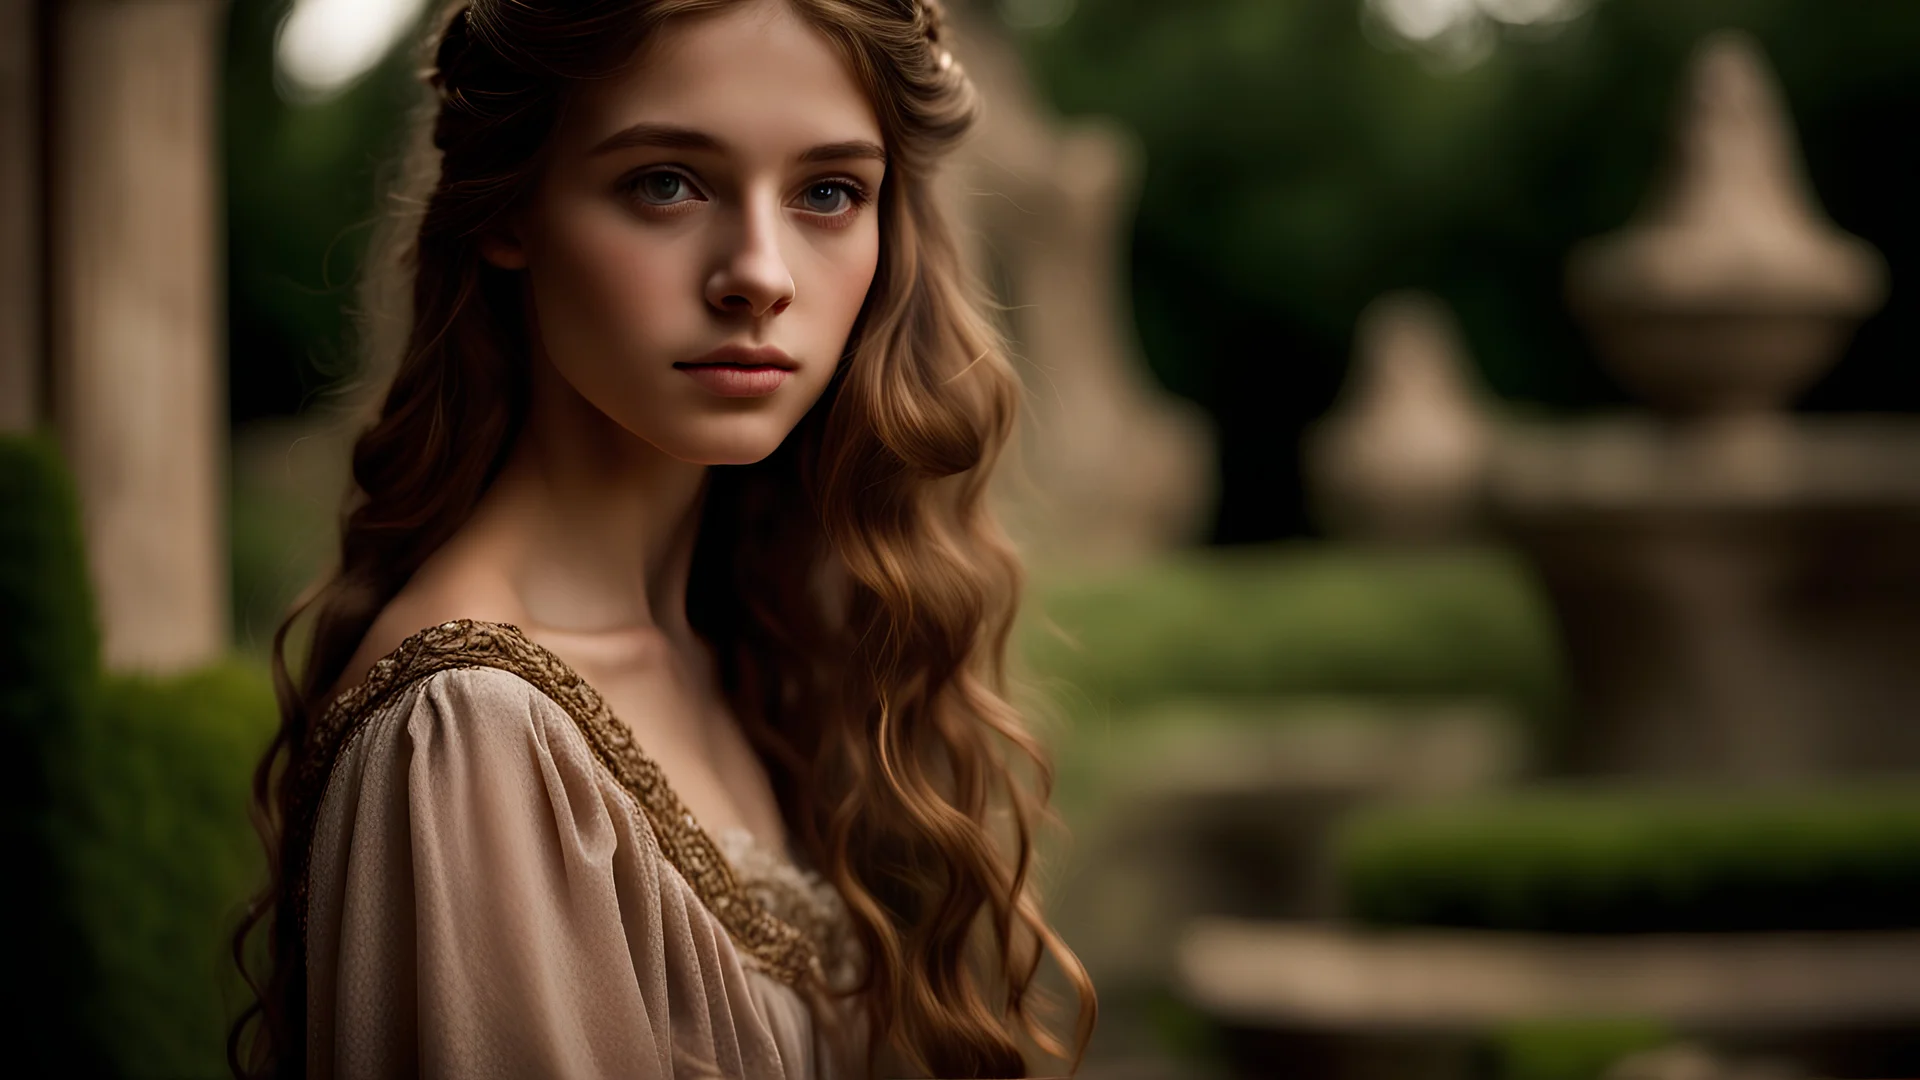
top-left (1016, 0), bottom-right (1920, 538)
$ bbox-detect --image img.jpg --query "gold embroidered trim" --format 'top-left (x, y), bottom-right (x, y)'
top-left (715, 826), bottom-right (864, 994)
top-left (287, 619), bottom-right (823, 989)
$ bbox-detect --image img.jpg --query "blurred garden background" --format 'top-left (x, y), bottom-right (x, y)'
top-left (4, 0), bottom-right (1920, 1077)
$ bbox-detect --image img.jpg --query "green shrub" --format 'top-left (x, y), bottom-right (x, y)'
top-left (53, 662), bottom-right (278, 1079)
top-left (1488, 1018), bottom-right (1671, 1080)
top-left (0, 434), bottom-right (108, 1072)
top-left (2, 434), bottom-right (278, 1077)
top-left (0, 434), bottom-right (100, 750)
top-left (1336, 786), bottom-right (1920, 933)
top-left (1019, 544), bottom-right (1565, 728)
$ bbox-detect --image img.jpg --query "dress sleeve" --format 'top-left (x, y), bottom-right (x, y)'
top-left (303, 667), bottom-right (810, 1080)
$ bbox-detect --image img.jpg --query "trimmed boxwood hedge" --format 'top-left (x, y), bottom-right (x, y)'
top-left (1336, 786), bottom-right (1920, 934)
top-left (2, 434), bottom-right (278, 1078)
top-left (1018, 544), bottom-right (1566, 730)
top-left (0, 435), bottom-right (99, 744)
top-left (1, 434), bottom-right (110, 1073)
top-left (54, 662), bottom-right (278, 1079)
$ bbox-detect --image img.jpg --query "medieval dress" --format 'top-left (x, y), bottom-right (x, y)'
top-left (288, 619), bottom-right (865, 1079)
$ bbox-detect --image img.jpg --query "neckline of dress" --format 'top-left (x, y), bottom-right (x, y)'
top-left (298, 618), bottom-right (828, 988)
top-left (327, 618), bottom-right (816, 886)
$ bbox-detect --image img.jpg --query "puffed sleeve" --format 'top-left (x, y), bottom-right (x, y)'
top-left (303, 667), bottom-right (812, 1079)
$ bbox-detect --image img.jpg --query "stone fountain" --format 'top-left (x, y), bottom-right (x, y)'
top-left (1181, 30), bottom-right (1920, 1080)
top-left (1489, 30), bottom-right (1920, 780)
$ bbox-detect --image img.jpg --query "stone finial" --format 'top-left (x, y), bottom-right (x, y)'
top-left (1566, 29), bottom-right (1888, 417)
top-left (1306, 291), bottom-right (1491, 541)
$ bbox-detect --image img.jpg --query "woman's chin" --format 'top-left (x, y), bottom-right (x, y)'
top-left (653, 423), bottom-right (797, 468)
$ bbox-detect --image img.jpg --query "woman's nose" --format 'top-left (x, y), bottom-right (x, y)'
top-left (705, 198), bottom-right (795, 318)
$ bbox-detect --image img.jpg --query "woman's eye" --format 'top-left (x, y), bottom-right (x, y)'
top-left (626, 169), bottom-right (701, 207)
top-left (798, 181), bottom-right (859, 215)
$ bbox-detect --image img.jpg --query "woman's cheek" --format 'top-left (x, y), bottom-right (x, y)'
top-left (543, 224), bottom-right (689, 373)
top-left (832, 229), bottom-right (881, 342)
top-left (574, 217), bottom-right (673, 332)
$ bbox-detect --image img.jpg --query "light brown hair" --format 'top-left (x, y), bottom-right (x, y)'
top-left (229, 1), bottom-right (1097, 1075)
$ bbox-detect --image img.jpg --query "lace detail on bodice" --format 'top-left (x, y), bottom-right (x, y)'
top-left (715, 827), bottom-right (864, 994)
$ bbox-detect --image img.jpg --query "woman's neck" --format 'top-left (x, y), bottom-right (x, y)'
top-left (461, 354), bottom-right (710, 643)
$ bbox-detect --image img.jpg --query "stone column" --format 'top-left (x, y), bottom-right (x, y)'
top-left (0, 0), bottom-right (38, 432)
top-left (52, 0), bottom-right (228, 671)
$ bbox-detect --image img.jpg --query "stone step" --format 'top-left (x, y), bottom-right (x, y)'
top-left (1178, 919), bottom-right (1920, 1030)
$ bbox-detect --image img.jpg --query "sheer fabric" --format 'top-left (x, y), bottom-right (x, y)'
top-left (298, 630), bottom-right (862, 1079)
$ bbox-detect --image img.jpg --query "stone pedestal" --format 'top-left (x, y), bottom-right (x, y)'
top-left (1493, 419), bottom-right (1920, 777)
top-left (52, 0), bottom-right (228, 671)
top-left (1181, 919), bottom-right (1920, 1030)
top-left (1492, 31), bottom-right (1905, 779)
top-left (1180, 918), bottom-right (1920, 1080)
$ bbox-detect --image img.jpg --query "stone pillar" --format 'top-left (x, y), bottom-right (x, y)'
top-left (52, 0), bottom-right (228, 671)
top-left (0, 0), bottom-right (38, 432)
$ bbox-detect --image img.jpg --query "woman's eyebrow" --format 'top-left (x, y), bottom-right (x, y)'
top-left (589, 122), bottom-right (886, 165)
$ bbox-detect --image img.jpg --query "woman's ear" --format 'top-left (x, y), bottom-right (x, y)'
top-left (479, 224), bottom-right (529, 270)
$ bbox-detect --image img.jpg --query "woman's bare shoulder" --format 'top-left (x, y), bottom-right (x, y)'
top-left (326, 571), bottom-right (528, 707)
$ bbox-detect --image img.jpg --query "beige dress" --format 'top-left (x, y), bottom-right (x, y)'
top-left (289, 620), bottom-right (865, 1079)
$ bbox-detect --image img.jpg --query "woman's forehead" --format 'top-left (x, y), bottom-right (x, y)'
top-left (557, 1), bottom-right (885, 165)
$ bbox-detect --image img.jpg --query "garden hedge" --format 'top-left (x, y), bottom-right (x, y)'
top-left (58, 663), bottom-right (278, 1079)
top-left (1, 434), bottom-right (110, 1073)
top-left (0, 435), bottom-right (98, 746)
top-left (1336, 786), bottom-right (1920, 933)
top-left (1, 434), bottom-right (278, 1078)
top-left (1018, 544), bottom-right (1566, 729)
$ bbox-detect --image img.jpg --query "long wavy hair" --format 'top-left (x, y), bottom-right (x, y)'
top-left (228, 0), bottom-right (1096, 1076)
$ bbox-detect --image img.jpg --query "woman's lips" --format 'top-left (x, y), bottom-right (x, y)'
top-left (674, 363), bottom-right (790, 398)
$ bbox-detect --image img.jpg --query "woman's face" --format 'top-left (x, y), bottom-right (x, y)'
top-left (486, 0), bottom-right (886, 465)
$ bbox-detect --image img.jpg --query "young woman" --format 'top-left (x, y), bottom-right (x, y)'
top-left (228, 0), bottom-right (1097, 1076)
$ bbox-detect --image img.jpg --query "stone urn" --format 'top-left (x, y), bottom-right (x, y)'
top-left (1566, 30), bottom-right (1887, 422)
top-left (1305, 291), bottom-right (1493, 543)
top-left (1488, 30), bottom-right (1920, 780)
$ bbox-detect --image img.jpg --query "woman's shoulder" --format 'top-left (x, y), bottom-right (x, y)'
top-left (298, 632), bottom-right (841, 1079)
top-left (325, 563), bottom-right (529, 707)
top-left (301, 619), bottom-right (833, 990)
top-left (315, 619), bottom-right (574, 756)
top-left (353, 655), bottom-right (576, 753)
